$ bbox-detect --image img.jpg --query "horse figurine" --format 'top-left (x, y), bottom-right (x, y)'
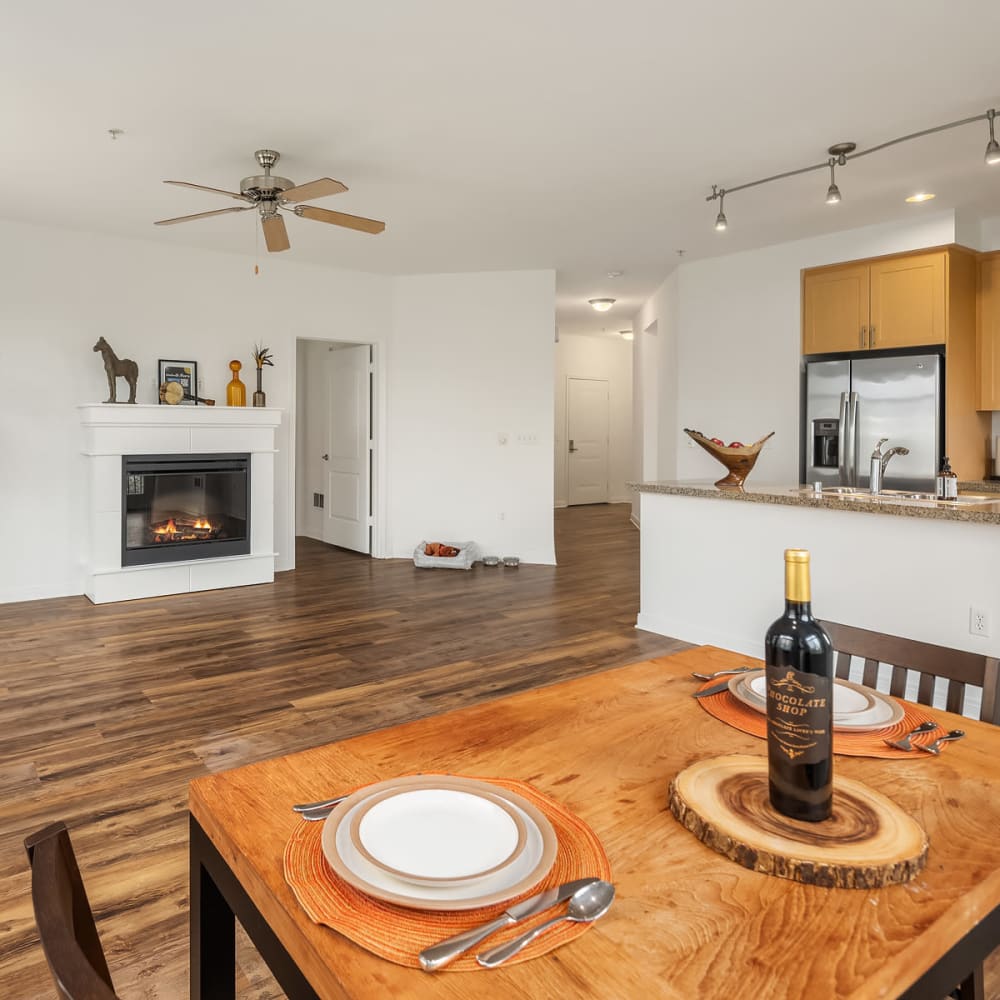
top-left (93, 336), bottom-right (138, 404)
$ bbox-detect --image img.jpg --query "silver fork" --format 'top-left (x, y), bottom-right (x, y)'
top-left (882, 720), bottom-right (940, 751)
top-left (690, 667), bottom-right (754, 681)
top-left (292, 794), bottom-right (347, 814)
top-left (917, 729), bottom-right (966, 755)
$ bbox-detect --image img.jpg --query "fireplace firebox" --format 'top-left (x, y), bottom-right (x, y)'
top-left (122, 454), bottom-right (251, 566)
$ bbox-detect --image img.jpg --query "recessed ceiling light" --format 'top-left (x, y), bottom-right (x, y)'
top-left (905, 192), bottom-right (935, 203)
top-left (607, 270), bottom-right (624, 278)
top-left (588, 298), bottom-right (616, 312)
top-left (619, 330), bottom-right (634, 341)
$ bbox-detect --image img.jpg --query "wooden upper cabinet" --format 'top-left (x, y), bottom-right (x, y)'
top-left (802, 265), bottom-right (870, 355)
top-left (803, 250), bottom-right (949, 355)
top-left (978, 254), bottom-right (1000, 410)
top-left (869, 252), bottom-right (946, 349)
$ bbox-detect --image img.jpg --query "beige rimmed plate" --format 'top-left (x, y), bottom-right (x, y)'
top-left (348, 785), bottom-right (528, 887)
top-left (320, 775), bottom-right (558, 911)
top-left (728, 670), bottom-right (905, 732)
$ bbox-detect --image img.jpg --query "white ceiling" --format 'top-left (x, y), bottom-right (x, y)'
top-left (4, 1), bottom-right (999, 338)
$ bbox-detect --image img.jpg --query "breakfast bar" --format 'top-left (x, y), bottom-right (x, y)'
top-left (634, 482), bottom-right (1000, 667)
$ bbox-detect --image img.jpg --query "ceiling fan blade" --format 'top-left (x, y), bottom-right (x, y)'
top-left (154, 206), bottom-right (255, 226)
top-left (280, 177), bottom-right (348, 203)
top-left (164, 180), bottom-right (251, 202)
top-left (296, 205), bottom-right (386, 234)
top-left (262, 214), bottom-right (291, 252)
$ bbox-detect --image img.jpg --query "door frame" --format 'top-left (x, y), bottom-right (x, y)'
top-left (290, 335), bottom-right (387, 560)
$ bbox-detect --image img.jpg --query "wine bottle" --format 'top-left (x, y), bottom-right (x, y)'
top-left (764, 549), bottom-right (834, 822)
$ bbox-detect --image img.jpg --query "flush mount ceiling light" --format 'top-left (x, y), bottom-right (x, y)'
top-left (588, 298), bottom-right (616, 312)
top-left (706, 108), bottom-right (999, 230)
top-left (905, 192), bottom-right (936, 203)
top-left (619, 330), bottom-right (634, 340)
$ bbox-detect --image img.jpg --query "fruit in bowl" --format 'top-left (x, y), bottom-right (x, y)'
top-left (683, 428), bottom-right (775, 489)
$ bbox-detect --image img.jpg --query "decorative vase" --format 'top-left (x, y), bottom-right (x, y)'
top-left (227, 360), bottom-right (246, 407)
top-left (252, 367), bottom-right (266, 407)
top-left (684, 429), bottom-right (775, 489)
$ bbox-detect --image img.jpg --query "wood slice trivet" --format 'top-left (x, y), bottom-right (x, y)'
top-left (668, 754), bottom-right (927, 889)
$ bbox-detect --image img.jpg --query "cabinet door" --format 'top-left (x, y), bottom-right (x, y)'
top-left (802, 265), bottom-right (870, 355)
top-left (978, 255), bottom-right (1000, 410)
top-left (869, 252), bottom-right (945, 349)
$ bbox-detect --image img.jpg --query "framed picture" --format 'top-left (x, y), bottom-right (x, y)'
top-left (158, 360), bottom-right (198, 406)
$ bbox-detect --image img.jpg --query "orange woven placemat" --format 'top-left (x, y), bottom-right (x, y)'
top-left (695, 682), bottom-right (946, 758)
top-left (283, 775), bottom-right (612, 972)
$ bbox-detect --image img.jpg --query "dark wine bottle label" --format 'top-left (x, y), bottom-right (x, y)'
top-left (765, 664), bottom-right (832, 765)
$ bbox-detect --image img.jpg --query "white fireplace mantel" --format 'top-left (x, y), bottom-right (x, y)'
top-left (79, 404), bottom-right (282, 604)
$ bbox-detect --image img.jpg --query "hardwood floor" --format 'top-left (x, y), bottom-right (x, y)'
top-left (0, 503), bottom-right (688, 999)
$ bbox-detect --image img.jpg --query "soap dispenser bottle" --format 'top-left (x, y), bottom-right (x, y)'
top-left (936, 457), bottom-right (958, 500)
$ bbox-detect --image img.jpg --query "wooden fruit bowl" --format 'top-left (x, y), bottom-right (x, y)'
top-left (684, 428), bottom-right (775, 489)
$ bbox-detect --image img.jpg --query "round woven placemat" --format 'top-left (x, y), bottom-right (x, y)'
top-left (695, 682), bottom-right (944, 758)
top-left (284, 775), bottom-right (612, 971)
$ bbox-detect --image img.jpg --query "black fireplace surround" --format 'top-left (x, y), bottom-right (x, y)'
top-left (122, 454), bottom-right (251, 567)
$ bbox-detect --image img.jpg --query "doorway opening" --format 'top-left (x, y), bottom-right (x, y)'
top-left (295, 339), bottom-right (375, 555)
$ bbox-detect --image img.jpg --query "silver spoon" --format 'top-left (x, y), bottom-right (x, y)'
top-left (476, 880), bottom-right (615, 968)
top-left (292, 794), bottom-right (347, 813)
top-left (917, 729), bottom-right (966, 755)
top-left (690, 667), bottom-right (754, 681)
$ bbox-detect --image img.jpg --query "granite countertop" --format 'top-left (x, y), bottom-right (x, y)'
top-left (631, 480), bottom-right (1000, 525)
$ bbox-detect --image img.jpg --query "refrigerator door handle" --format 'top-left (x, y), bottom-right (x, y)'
top-left (837, 392), bottom-right (849, 485)
top-left (848, 392), bottom-right (860, 486)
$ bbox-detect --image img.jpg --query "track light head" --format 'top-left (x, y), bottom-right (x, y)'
top-left (825, 160), bottom-right (842, 204)
top-left (987, 110), bottom-right (1000, 166)
top-left (712, 187), bottom-right (727, 231)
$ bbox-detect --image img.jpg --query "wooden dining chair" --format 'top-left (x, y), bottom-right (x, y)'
top-left (820, 620), bottom-right (998, 1000)
top-left (820, 620), bottom-right (1000, 725)
top-left (23, 821), bottom-right (119, 1000)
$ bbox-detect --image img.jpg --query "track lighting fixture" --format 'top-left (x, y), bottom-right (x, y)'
top-left (825, 159), bottom-right (842, 205)
top-left (987, 110), bottom-right (1000, 166)
top-left (713, 186), bottom-right (727, 232)
top-left (588, 298), bottom-right (616, 312)
top-left (707, 108), bottom-right (998, 230)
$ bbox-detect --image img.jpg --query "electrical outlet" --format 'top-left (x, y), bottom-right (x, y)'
top-left (970, 606), bottom-right (991, 637)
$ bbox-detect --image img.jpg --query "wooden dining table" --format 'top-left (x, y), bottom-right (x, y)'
top-left (188, 645), bottom-right (1000, 999)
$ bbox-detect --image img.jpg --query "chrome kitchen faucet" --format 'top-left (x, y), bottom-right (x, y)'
top-left (869, 438), bottom-right (910, 495)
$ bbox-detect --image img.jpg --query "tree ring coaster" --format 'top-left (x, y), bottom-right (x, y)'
top-left (667, 754), bottom-right (927, 888)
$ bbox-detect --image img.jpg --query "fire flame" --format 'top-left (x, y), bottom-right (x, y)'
top-left (154, 518), bottom-right (178, 535)
top-left (194, 518), bottom-right (211, 530)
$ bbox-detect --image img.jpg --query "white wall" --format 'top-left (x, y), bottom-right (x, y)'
top-left (1, 219), bottom-right (557, 602)
top-left (387, 270), bottom-right (556, 564)
top-left (554, 333), bottom-right (633, 506)
top-left (632, 212), bottom-right (958, 487)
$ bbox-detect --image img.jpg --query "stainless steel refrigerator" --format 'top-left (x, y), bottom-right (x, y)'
top-left (802, 353), bottom-right (943, 491)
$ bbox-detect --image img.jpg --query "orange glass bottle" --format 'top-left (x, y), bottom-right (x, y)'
top-left (226, 360), bottom-right (246, 407)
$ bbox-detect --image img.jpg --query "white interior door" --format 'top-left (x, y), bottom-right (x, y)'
top-left (567, 377), bottom-right (609, 505)
top-left (323, 344), bottom-right (371, 553)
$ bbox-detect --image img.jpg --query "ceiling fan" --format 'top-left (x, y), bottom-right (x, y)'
top-left (154, 149), bottom-right (385, 252)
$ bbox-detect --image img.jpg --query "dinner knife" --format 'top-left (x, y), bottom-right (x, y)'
top-left (692, 679), bottom-right (734, 698)
top-left (418, 877), bottom-right (599, 971)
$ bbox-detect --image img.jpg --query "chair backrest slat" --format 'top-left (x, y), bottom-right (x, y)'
top-left (24, 822), bottom-right (118, 1000)
top-left (820, 621), bottom-right (999, 725)
top-left (835, 651), bottom-right (852, 681)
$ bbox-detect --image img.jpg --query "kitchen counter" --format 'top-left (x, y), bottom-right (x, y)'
top-left (632, 480), bottom-right (1000, 525)
top-left (633, 481), bottom-right (1000, 664)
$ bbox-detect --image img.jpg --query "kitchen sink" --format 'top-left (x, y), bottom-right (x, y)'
top-left (802, 486), bottom-right (997, 507)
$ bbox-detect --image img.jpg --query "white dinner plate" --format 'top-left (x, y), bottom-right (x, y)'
top-left (730, 670), bottom-right (905, 732)
top-left (349, 786), bottom-right (528, 887)
top-left (320, 775), bottom-right (558, 910)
